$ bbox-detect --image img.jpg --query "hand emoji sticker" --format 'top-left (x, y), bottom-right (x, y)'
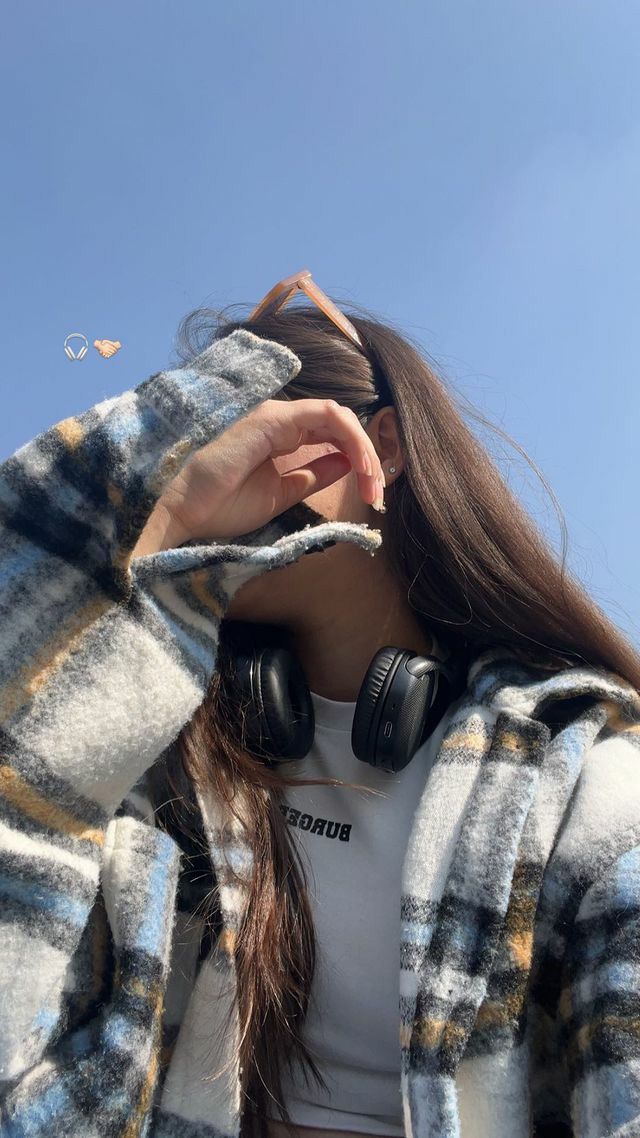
top-left (94, 339), bottom-right (122, 359)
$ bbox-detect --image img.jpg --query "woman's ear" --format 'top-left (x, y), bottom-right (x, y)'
top-left (367, 406), bottom-right (404, 486)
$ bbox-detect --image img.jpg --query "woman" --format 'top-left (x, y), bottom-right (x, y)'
top-left (1, 270), bottom-right (639, 1138)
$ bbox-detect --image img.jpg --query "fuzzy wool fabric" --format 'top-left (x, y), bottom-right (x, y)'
top-left (1, 328), bottom-right (639, 1138)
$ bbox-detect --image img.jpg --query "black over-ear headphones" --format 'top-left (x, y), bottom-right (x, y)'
top-left (219, 621), bottom-right (466, 774)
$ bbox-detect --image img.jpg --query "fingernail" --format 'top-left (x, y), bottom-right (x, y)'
top-left (372, 479), bottom-right (386, 513)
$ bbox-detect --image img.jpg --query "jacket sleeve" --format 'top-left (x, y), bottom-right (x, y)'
top-left (561, 843), bottom-right (640, 1137)
top-left (0, 328), bottom-right (303, 1131)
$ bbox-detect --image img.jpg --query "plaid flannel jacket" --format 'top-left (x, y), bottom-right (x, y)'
top-left (1, 328), bottom-right (640, 1138)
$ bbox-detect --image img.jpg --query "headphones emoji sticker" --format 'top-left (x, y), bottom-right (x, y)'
top-left (63, 334), bottom-right (122, 361)
top-left (64, 333), bottom-right (89, 361)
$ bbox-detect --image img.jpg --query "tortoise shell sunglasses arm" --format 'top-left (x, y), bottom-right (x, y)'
top-left (248, 268), bottom-right (364, 351)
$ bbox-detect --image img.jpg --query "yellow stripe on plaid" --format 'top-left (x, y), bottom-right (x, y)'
top-left (439, 728), bottom-right (489, 753)
top-left (190, 567), bottom-right (226, 622)
top-left (122, 986), bottom-right (165, 1138)
top-left (0, 765), bottom-right (105, 845)
top-left (410, 1016), bottom-right (468, 1052)
top-left (56, 416), bottom-right (85, 450)
top-left (0, 595), bottom-right (113, 723)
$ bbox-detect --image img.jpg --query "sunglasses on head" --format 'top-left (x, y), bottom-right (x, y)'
top-left (248, 269), bottom-right (394, 416)
top-left (248, 268), bottom-right (365, 351)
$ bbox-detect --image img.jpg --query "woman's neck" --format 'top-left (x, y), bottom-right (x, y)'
top-left (286, 561), bottom-right (437, 703)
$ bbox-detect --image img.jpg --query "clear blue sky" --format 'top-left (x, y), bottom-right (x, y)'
top-left (2, 1), bottom-right (639, 646)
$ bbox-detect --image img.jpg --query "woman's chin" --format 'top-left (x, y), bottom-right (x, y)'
top-left (224, 576), bottom-right (283, 624)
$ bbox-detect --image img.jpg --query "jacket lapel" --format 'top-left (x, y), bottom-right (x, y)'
top-left (401, 658), bottom-right (550, 1137)
top-left (401, 651), bottom-right (640, 1138)
top-left (156, 778), bottom-right (254, 1135)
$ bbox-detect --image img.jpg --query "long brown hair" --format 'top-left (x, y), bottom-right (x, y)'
top-left (160, 300), bottom-right (640, 1135)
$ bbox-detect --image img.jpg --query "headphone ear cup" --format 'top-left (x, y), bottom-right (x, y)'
top-left (353, 648), bottom-right (449, 773)
top-left (220, 622), bottom-right (314, 764)
top-left (352, 646), bottom-right (399, 765)
top-left (77, 344), bottom-right (87, 359)
top-left (251, 645), bottom-right (314, 762)
top-left (64, 345), bottom-right (74, 360)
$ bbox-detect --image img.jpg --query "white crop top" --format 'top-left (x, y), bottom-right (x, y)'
top-left (266, 670), bottom-right (460, 1135)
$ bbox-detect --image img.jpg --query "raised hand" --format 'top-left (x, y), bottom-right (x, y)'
top-left (132, 397), bottom-right (386, 557)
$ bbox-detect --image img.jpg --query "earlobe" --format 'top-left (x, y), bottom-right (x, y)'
top-left (383, 459), bottom-right (402, 486)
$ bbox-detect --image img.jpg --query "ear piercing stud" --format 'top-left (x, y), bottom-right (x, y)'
top-left (388, 465), bottom-right (396, 474)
